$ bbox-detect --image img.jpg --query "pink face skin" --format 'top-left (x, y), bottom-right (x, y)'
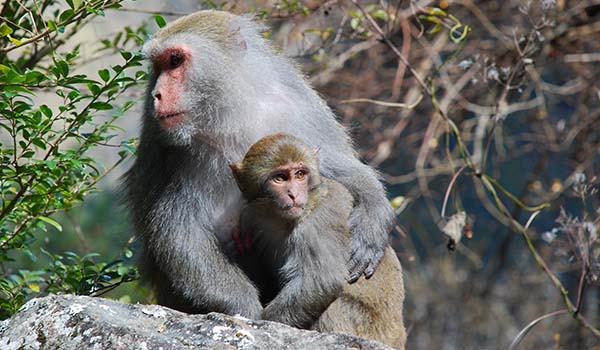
top-left (266, 163), bottom-right (310, 220)
top-left (151, 45), bottom-right (191, 129)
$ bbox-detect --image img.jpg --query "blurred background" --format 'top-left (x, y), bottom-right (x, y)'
top-left (1, 0), bottom-right (599, 349)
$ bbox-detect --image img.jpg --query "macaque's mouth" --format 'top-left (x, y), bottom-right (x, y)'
top-left (283, 205), bottom-right (305, 217)
top-left (282, 203), bottom-right (305, 210)
top-left (157, 112), bottom-right (185, 128)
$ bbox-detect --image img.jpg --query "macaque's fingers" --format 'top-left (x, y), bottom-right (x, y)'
top-left (345, 199), bottom-right (390, 283)
top-left (363, 249), bottom-right (385, 279)
top-left (347, 240), bottom-right (386, 282)
top-left (347, 257), bottom-right (368, 283)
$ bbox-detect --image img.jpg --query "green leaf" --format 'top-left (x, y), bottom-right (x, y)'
top-left (55, 60), bottom-right (69, 77)
top-left (117, 266), bottom-right (129, 275)
top-left (21, 151), bottom-right (35, 158)
top-left (371, 10), bottom-right (389, 21)
top-left (28, 283), bottom-right (40, 293)
top-left (31, 138), bottom-right (47, 149)
top-left (87, 8), bottom-right (105, 17)
top-left (23, 249), bottom-right (37, 262)
top-left (90, 102), bottom-right (113, 110)
top-left (46, 160), bottom-right (57, 169)
top-left (154, 15), bottom-right (167, 28)
top-left (2, 85), bottom-right (33, 94)
top-left (0, 23), bottom-right (13, 37)
top-left (428, 7), bottom-right (447, 16)
top-left (0, 63), bottom-right (10, 74)
top-left (59, 9), bottom-right (75, 23)
top-left (25, 71), bottom-right (48, 84)
top-left (47, 20), bottom-right (57, 33)
top-left (38, 216), bottom-right (63, 232)
top-left (87, 83), bottom-right (101, 95)
top-left (1, 67), bottom-right (25, 84)
top-left (347, 10), bottom-right (360, 18)
top-left (67, 90), bottom-right (81, 101)
top-left (98, 69), bottom-right (109, 82)
top-left (7, 35), bottom-right (21, 46)
top-left (119, 50), bottom-right (132, 61)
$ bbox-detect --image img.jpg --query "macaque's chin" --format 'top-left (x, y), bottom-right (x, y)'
top-left (281, 205), bottom-right (304, 220)
top-left (158, 115), bottom-right (195, 146)
top-left (157, 112), bottom-right (186, 129)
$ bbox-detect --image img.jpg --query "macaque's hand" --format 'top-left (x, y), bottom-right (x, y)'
top-left (347, 240), bottom-right (385, 282)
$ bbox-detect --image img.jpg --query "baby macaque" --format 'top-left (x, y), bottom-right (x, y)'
top-left (230, 133), bottom-right (406, 349)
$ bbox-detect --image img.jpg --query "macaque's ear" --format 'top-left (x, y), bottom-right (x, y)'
top-left (230, 26), bottom-right (247, 50)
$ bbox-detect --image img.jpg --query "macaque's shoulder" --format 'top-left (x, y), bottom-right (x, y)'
top-left (318, 178), bottom-right (354, 215)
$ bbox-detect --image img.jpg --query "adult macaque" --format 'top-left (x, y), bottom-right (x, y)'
top-left (230, 133), bottom-right (406, 349)
top-left (124, 10), bottom-right (394, 318)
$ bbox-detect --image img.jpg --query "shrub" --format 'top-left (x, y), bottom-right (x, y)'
top-left (0, 0), bottom-right (146, 318)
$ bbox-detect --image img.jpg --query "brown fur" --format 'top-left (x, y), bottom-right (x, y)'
top-left (233, 134), bottom-right (406, 349)
top-left (315, 246), bottom-right (406, 349)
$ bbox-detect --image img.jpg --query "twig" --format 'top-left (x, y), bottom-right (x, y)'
top-left (440, 165), bottom-right (467, 218)
top-left (116, 7), bottom-right (189, 16)
top-left (340, 94), bottom-right (423, 108)
top-left (392, 14), bottom-right (411, 99)
top-left (508, 309), bottom-right (569, 350)
top-left (350, 0), bottom-right (428, 91)
top-left (0, 0), bottom-right (119, 53)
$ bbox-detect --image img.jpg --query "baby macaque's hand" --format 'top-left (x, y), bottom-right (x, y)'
top-left (233, 229), bottom-right (254, 255)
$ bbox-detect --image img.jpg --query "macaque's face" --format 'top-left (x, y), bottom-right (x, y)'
top-left (265, 162), bottom-right (310, 220)
top-left (150, 45), bottom-right (191, 130)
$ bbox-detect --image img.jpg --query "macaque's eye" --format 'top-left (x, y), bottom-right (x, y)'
top-left (170, 52), bottom-right (184, 68)
top-left (272, 174), bottom-right (287, 183)
top-left (295, 170), bottom-right (306, 180)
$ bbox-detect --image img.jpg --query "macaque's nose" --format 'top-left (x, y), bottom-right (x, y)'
top-left (288, 193), bottom-right (295, 201)
top-left (154, 91), bottom-right (162, 101)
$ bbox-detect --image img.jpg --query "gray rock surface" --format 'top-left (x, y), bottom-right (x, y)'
top-left (0, 294), bottom-right (393, 350)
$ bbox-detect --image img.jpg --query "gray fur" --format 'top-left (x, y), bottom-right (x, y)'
top-left (238, 179), bottom-right (352, 328)
top-left (124, 10), bottom-right (393, 317)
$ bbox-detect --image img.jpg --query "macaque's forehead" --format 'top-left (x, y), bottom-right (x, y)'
top-left (274, 162), bottom-right (307, 172)
top-left (275, 144), bottom-right (315, 163)
top-left (143, 10), bottom-right (236, 58)
top-left (155, 10), bottom-right (234, 41)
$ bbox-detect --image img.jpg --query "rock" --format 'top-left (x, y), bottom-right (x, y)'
top-left (0, 294), bottom-right (393, 350)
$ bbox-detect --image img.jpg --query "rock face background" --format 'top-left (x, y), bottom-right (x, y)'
top-left (0, 295), bottom-right (393, 350)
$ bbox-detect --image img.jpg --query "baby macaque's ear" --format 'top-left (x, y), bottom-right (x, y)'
top-left (229, 163), bottom-right (242, 184)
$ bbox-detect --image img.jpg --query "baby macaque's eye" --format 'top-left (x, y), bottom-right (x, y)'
top-left (295, 170), bottom-right (306, 180)
top-left (272, 174), bottom-right (287, 183)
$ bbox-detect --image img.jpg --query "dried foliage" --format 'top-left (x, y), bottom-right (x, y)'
top-left (242, 0), bottom-right (600, 348)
